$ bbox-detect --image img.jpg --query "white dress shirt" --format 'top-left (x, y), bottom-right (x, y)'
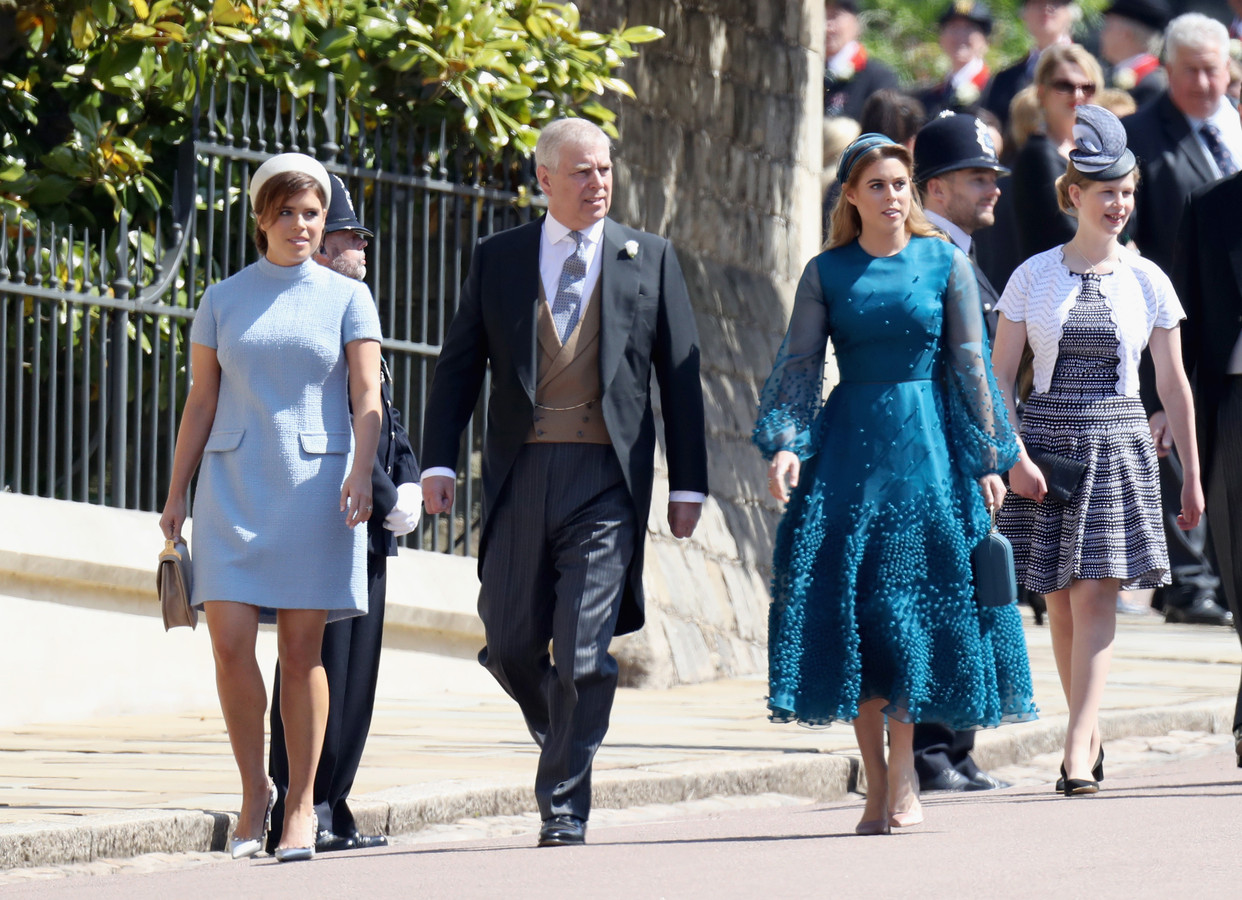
top-left (1185, 96), bottom-right (1242, 180)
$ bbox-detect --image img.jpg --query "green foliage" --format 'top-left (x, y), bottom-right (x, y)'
top-left (0, 1), bottom-right (664, 228)
top-left (858, 0), bottom-right (1109, 85)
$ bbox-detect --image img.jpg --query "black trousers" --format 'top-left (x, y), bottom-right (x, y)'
top-left (267, 551), bottom-right (387, 847)
top-left (1154, 449), bottom-right (1221, 607)
top-left (1207, 377), bottom-right (1242, 733)
top-left (477, 443), bottom-right (636, 822)
top-left (913, 723), bottom-right (978, 781)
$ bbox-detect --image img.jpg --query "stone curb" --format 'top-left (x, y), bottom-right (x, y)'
top-left (2, 698), bottom-right (1232, 871)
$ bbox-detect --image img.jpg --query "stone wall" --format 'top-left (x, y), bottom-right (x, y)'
top-left (578, 0), bottom-right (824, 686)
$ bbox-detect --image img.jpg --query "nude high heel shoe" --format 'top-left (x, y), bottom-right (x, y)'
top-left (275, 812), bottom-right (318, 862)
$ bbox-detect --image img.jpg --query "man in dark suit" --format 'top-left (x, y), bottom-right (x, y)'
top-left (1171, 171), bottom-right (1242, 765)
top-left (421, 118), bottom-right (708, 847)
top-left (1099, 0), bottom-right (1170, 110)
top-left (982, 0), bottom-right (1078, 132)
top-left (910, 111), bottom-right (1011, 793)
top-left (917, 1), bottom-right (994, 119)
top-left (267, 174), bottom-right (422, 853)
top-left (1124, 12), bottom-right (1238, 626)
top-left (823, 0), bottom-right (898, 122)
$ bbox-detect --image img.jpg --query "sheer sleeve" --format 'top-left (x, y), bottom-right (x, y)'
top-left (753, 258), bottom-right (831, 461)
top-left (942, 249), bottom-right (1020, 479)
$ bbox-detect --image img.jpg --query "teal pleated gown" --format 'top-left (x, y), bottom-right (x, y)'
top-left (753, 236), bottom-right (1037, 729)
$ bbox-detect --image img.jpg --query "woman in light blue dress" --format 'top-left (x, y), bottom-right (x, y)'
top-left (755, 134), bottom-right (1036, 835)
top-left (161, 153), bottom-right (382, 861)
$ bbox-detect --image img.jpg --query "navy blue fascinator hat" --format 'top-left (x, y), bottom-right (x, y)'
top-left (837, 133), bottom-right (900, 184)
top-left (1069, 105), bottom-right (1136, 181)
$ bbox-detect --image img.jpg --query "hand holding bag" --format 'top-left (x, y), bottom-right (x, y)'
top-left (972, 507), bottom-right (1018, 608)
top-left (1026, 449), bottom-right (1087, 503)
top-left (157, 538), bottom-right (197, 630)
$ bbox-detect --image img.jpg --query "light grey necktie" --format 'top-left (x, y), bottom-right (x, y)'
top-left (551, 230), bottom-right (586, 342)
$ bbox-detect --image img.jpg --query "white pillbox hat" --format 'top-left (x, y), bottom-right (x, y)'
top-left (248, 152), bottom-right (332, 210)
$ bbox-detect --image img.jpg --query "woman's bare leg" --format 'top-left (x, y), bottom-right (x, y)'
top-left (1063, 579), bottom-right (1118, 782)
top-left (853, 699), bottom-right (888, 830)
top-left (275, 608), bottom-right (329, 849)
top-left (204, 601), bottom-right (268, 839)
top-left (886, 716), bottom-right (922, 825)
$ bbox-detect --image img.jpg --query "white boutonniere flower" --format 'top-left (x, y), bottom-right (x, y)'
top-left (1114, 67), bottom-right (1136, 91)
top-left (624, 240), bottom-right (639, 258)
top-left (828, 59), bottom-right (856, 82)
top-left (954, 82), bottom-right (981, 107)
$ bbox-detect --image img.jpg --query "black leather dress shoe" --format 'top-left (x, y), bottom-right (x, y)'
top-left (538, 815), bottom-right (586, 847)
top-left (315, 829), bottom-right (353, 853)
top-left (964, 769), bottom-right (1010, 791)
top-left (918, 767), bottom-right (973, 792)
top-left (347, 832), bottom-right (388, 850)
top-left (1164, 594), bottom-right (1234, 626)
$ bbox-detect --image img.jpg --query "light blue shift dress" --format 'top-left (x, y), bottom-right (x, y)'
top-left (188, 256), bottom-right (382, 623)
top-left (754, 236), bottom-right (1038, 730)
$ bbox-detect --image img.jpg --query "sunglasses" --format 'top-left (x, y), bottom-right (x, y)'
top-left (1049, 80), bottom-right (1097, 98)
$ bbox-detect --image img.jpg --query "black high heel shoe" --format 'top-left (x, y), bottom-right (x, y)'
top-left (1062, 777), bottom-right (1099, 796)
top-left (1093, 745), bottom-right (1105, 782)
top-left (1055, 745), bottom-right (1105, 794)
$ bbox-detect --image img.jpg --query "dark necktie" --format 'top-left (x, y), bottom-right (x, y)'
top-left (551, 230), bottom-right (586, 342)
top-left (1201, 122), bottom-right (1238, 177)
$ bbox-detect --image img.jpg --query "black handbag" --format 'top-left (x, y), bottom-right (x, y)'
top-left (972, 508), bottom-right (1018, 608)
top-left (157, 538), bottom-right (197, 630)
top-left (1027, 449), bottom-right (1087, 503)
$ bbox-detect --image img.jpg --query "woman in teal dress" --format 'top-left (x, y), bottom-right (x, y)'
top-left (755, 134), bottom-right (1037, 835)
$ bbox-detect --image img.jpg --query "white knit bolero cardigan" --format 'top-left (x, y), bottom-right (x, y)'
top-left (996, 245), bottom-right (1185, 398)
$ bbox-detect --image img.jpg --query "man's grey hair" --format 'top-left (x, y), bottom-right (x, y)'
top-left (535, 118), bottom-right (611, 173)
top-left (1164, 12), bottom-right (1228, 64)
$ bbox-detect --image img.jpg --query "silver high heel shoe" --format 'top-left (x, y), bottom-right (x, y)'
top-left (274, 811), bottom-right (318, 863)
top-left (229, 780), bottom-right (278, 860)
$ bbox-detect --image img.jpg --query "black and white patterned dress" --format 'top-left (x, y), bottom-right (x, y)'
top-left (996, 250), bottom-right (1180, 593)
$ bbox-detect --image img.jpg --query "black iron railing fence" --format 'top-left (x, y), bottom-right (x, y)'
top-left (0, 76), bottom-right (543, 557)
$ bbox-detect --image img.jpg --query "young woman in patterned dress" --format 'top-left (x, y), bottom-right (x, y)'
top-left (991, 105), bottom-right (1204, 796)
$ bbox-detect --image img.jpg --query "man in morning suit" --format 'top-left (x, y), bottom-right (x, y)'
top-left (1171, 169), bottom-right (1242, 767)
top-left (420, 118), bottom-right (708, 847)
top-left (910, 111), bottom-right (1011, 793)
top-left (917, 1), bottom-right (994, 119)
top-left (981, 0), bottom-right (1077, 133)
top-left (1124, 12), bottom-right (1238, 627)
top-left (267, 174), bottom-right (422, 853)
top-left (823, 1), bottom-right (898, 122)
top-left (1099, 0), bottom-right (1170, 110)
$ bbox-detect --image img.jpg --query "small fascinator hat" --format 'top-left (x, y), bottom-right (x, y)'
top-left (836, 132), bottom-right (900, 184)
top-left (1068, 105), bottom-right (1136, 181)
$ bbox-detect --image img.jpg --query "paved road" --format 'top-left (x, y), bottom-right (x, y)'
top-left (5, 739), bottom-right (1237, 899)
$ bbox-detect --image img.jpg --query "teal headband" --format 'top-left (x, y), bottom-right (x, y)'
top-left (837, 132), bottom-right (900, 185)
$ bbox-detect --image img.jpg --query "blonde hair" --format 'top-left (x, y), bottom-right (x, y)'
top-left (825, 144), bottom-right (943, 249)
top-left (1096, 88), bottom-right (1137, 119)
top-left (1054, 161), bottom-right (1140, 215)
top-left (1008, 85), bottom-right (1041, 150)
top-left (1034, 44), bottom-right (1105, 98)
top-left (821, 116), bottom-right (862, 194)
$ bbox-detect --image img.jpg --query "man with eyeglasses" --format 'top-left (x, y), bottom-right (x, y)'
top-left (982, 1), bottom-right (1078, 133)
top-left (1125, 13), bottom-right (1238, 630)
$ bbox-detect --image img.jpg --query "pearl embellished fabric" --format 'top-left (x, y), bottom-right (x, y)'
top-left (754, 236), bottom-right (1036, 729)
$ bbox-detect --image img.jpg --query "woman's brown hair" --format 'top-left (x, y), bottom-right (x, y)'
top-left (825, 144), bottom-right (943, 250)
top-left (1054, 161), bottom-right (1140, 216)
top-left (252, 171), bottom-right (328, 255)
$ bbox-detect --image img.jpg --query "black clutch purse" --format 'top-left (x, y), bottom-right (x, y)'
top-left (972, 509), bottom-right (1017, 608)
top-left (1027, 449), bottom-right (1087, 503)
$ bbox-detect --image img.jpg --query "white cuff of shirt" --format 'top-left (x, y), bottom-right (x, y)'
top-left (668, 491), bottom-right (705, 504)
top-left (421, 467), bottom-right (456, 480)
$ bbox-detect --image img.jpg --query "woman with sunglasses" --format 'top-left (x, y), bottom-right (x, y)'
top-left (1011, 44), bottom-right (1104, 260)
top-left (756, 134), bottom-right (1037, 836)
top-left (992, 106), bottom-right (1203, 796)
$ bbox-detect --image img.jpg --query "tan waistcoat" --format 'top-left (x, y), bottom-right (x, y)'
top-left (526, 279), bottom-right (611, 444)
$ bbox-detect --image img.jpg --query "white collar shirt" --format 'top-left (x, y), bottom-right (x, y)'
top-left (924, 209), bottom-right (972, 256)
top-left (1184, 96), bottom-right (1242, 179)
top-left (540, 214), bottom-right (605, 314)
